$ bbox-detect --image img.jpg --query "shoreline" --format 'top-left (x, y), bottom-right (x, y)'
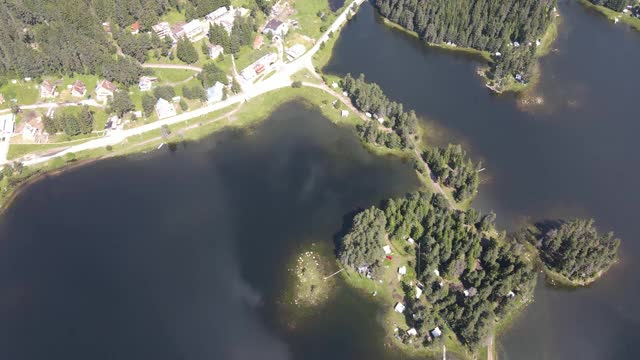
top-left (378, 9), bottom-right (559, 95)
top-left (579, 0), bottom-right (640, 32)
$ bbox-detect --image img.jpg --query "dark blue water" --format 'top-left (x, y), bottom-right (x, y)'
top-left (326, 1), bottom-right (640, 359)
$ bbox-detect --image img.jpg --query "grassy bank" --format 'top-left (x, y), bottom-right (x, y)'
top-left (580, 0), bottom-right (640, 31)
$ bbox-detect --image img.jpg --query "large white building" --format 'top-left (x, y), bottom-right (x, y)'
top-left (182, 20), bottom-right (204, 41)
top-left (152, 22), bottom-right (174, 40)
top-left (285, 44), bottom-right (306, 61)
top-left (155, 98), bottom-right (176, 119)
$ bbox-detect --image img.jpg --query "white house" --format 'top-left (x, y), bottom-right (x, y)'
top-left (138, 76), bottom-right (157, 91)
top-left (341, 110), bottom-right (349, 117)
top-left (433, 269), bottom-right (440, 277)
top-left (39, 80), bottom-right (57, 99)
top-left (383, 245), bottom-right (392, 255)
top-left (155, 98), bottom-right (176, 119)
top-left (95, 79), bottom-right (117, 103)
top-left (394, 303), bottom-right (405, 313)
top-left (406, 237), bottom-right (415, 244)
top-left (71, 80), bottom-right (86, 97)
top-left (507, 291), bottom-right (516, 298)
top-left (415, 286), bottom-right (423, 299)
top-left (407, 328), bottom-right (418, 336)
top-left (206, 82), bottom-right (225, 104)
top-left (398, 266), bottom-right (407, 275)
top-left (431, 327), bottom-right (442, 338)
top-left (208, 44), bottom-right (224, 59)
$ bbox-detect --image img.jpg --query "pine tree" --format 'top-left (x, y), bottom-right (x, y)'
top-left (176, 37), bottom-right (199, 64)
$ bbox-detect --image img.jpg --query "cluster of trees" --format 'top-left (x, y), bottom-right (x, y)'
top-left (423, 145), bottom-right (479, 202)
top-left (198, 63), bottom-right (228, 87)
top-left (116, 31), bottom-right (172, 63)
top-left (177, 38), bottom-right (199, 64)
top-left (93, 0), bottom-right (173, 30)
top-left (42, 106), bottom-right (94, 136)
top-left (0, 0), bottom-right (148, 83)
top-left (536, 218), bottom-right (620, 282)
top-left (340, 192), bottom-right (536, 349)
top-left (374, 0), bottom-right (555, 80)
top-left (208, 14), bottom-right (256, 55)
top-left (338, 207), bottom-right (388, 277)
top-left (182, 84), bottom-right (207, 101)
top-left (341, 73), bottom-right (418, 150)
top-left (590, 0), bottom-right (630, 11)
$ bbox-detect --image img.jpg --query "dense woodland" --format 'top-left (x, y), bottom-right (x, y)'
top-left (0, 0), bottom-right (248, 82)
top-left (533, 219), bottom-right (620, 282)
top-left (341, 73), bottom-right (419, 150)
top-left (374, 0), bottom-right (556, 81)
top-left (339, 192), bottom-right (536, 349)
top-left (423, 145), bottom-right (479, 202)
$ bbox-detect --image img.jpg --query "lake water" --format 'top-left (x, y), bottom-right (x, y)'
top-left (1, 1), bottom-right (639, 359)
top-left (326, 0), bottom-right (640, 359)
top-left (0, 103), bottom-right (424, 360)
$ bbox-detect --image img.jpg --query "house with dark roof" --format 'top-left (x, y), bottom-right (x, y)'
top-left (262, 19), bottom-right (288, 36)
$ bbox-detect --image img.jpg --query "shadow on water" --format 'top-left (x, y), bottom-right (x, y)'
top-left (0, 101), bottom-right (432, 360)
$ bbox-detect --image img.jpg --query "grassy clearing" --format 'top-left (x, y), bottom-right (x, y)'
top-left (152, 68), bottom-right (197, 83)
top-left (160, 9), bottom-right (186, 24)
top-left (580, 0), bottom-right (640, 31)
top-left (290, 0), bottom-right (337, 39)
top-left (7, 137), bottom-right (96, 160)
top-left (0, 81), bottom-right (39, 108)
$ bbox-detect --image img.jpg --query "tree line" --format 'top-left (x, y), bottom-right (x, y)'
top-left (423, 144), bottom-right (479, 202)
top-left (374, 0), bottom-right (556, 82)
top-left (339, 191), bottom-right (536, 349)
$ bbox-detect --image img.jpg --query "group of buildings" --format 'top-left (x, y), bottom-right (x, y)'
top-left (150, 6), bottom-right (250, 44)
top-left (35, 78), bottom-right (117, 103)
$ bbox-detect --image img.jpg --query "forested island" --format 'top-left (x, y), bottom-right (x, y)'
top-left (339, 192), bottom-right (536, 354)
top-left (518, 218), bottom-right (621, 286)
top-left (373, 0), bottom-right (557, 91)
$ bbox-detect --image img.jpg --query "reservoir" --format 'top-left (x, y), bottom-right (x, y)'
top-left (326, 0), bottom-right (640, 359)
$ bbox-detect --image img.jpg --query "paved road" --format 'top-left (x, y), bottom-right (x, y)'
top-left (6, 0), bottom-right (365, 167)
top-left (142, 63), bottom-right (204, 72)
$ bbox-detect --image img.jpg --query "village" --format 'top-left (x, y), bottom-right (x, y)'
top-left (0, 0), bottom-right (341, 163)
